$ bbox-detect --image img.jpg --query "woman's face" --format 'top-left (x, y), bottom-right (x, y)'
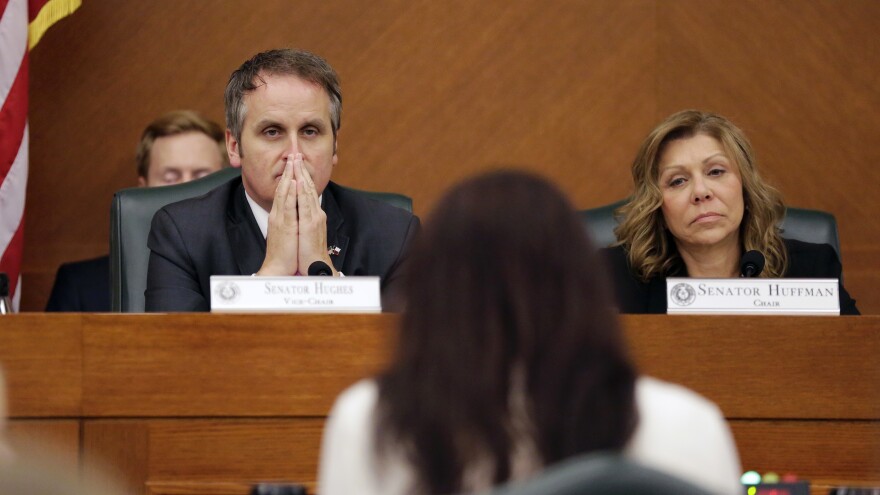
top-left (657, 133), bottom-right (744, 252)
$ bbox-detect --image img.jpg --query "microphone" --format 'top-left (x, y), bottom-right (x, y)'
top-left (0, 273), bottom-right (12, 315)
top-left (740, 250), bottom-right (765, 278)
top-left (307, 261), bottom-right (333, 276)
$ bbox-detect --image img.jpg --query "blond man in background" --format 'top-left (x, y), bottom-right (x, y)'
top-left (46, 110), bottom-right (229, 312)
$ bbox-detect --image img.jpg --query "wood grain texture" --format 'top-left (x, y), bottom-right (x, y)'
top-left (731, 420), bottom-right (880, 481)
top-left (25, 0), bottom-right (880, 314)
top-left (146, 481), bottom-right (257, 495)
top-left (81, 314), bottom-right (395, 416)
top-left (82, 418), bottom-right (322, 495)
top-left (0, 313), bottom-right (877, 491)
top-left (6, 419), bottom-right (80, 468)
top-left (0, 315), bottom-right (82, 417)
top-left (622, 315), bottom-right (880, 419)
top-left (82, 421), bottom-right (150, 495)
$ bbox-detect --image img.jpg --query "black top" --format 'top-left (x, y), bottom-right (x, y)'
top-left (602, 239), bottom-right (860, 315)
top-left (45, 255), bottom-right (111, 312)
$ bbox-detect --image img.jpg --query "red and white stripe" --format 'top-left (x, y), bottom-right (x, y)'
top-left (0, 0), bottom-right (30, 311)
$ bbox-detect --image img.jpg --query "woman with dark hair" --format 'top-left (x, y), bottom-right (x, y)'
top-left (608, 110), bottom-right (859, 314)
top-left (318, 171), bottom-right (742, 495)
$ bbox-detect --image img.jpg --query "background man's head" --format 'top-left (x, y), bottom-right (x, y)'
top-left (136, 110), bottom-right (229, 187)
top-left (223, 49), bottom-right (342, 211)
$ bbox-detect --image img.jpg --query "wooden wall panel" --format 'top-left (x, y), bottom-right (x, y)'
top-left (83, 419), bottom-right (322, 495)
top-left (731, 420), bottom-right (880, 485)
top-left (623, 315), bottom-right (880, 420)
top-left (0, 314), bottom-right (876, 492)
top-left (22, 0), bottom-right (879, 313)
top-left (0, 315), bottom-right (82, 417)
top-left (81, 421), bottom-right (150, 495)
top-left (81, 314), bottom-right (393, 417)
top-left (6, 420), bottom-right (80, 468)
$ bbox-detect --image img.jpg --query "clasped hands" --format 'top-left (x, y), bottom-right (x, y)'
top-left (256, 154), bottom-right (338, 277)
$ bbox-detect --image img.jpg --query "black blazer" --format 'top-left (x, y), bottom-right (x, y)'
top-left (145, 177), bottom-right (420, 312)
top-left (602, 239), bottom-right (860, 315)
top-left (45, 255), bottom-right (111, 312)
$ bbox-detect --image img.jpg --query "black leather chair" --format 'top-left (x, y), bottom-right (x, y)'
top-left (579, 199), bottom-right (842, 261)
top-left (480, 453), bottom-right (713, 495)
top-left (110, 168), bottom-right (413, 312)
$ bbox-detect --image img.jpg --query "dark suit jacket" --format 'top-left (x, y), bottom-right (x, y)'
top-left (45, 255), bottom-right (111, 312)
top-left (603, 239), bottom-right (860, 315)
top-left (145, 177), bottom-right (420, 312)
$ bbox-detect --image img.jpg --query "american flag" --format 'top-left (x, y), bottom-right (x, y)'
top-left (0, 0), bottom-right (80, 311)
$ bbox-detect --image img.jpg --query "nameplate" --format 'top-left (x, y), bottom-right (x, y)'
top-left (209, 276), bottom-right (381, 313)
top-left (666, 278), bottom-right (840, 315)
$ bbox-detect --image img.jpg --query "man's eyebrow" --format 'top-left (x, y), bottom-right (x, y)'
top-left (253, 118), bottom-right (282, 129)
top-left (300, 118), bottom-right (328, 130)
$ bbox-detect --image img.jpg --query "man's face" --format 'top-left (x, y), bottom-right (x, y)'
top-left (226, 73), bottom-right (337, 212)
top-left (139, 131), bottom-right (225, 187)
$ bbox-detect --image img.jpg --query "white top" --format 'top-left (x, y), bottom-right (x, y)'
top-left (318, 376), bottom-right (742, 495)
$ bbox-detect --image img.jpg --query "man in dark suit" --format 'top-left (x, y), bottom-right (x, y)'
top-left (46, 111), bottom-right (228, 312)
top-left (145, 49), bottom-right (420, 312)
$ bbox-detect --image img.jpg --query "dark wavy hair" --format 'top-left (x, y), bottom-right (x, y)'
top-left (376, 170), bottom-right (639, 494)
top-left (614, 110), bottom-right (787, 280)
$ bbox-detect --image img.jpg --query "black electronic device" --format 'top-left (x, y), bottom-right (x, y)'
top-left (743, 481), bottom-right (809, 495)
top-left (308, 261), bottom-right (333, 276)
top-left (740, 250), bottom-right (765, 278)
top-left (250, 484), bottom-right (307, 495)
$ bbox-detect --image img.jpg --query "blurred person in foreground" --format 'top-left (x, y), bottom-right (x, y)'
top-left (318, 170), bottom-right (743, 495)
top-left (605, 110), bottom-right (859, 314)
top-left (145, 49), bottom-right (420, 312)
top-left (0, 368), bottom-right (11, 465)
top-left (45, 110), bottom-right (228, 312)
top-left (0, 366), bottom-right (125, 495)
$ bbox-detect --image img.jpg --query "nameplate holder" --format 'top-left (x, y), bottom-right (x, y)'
top-left (210, 276), bottom-right (381, 313)
top-left (666, 278), bottom-right (840, 315)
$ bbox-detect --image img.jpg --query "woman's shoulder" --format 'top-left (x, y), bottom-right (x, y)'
top-left (600, 245), bottom-right (662, 313)
top-left (600, 244), bottom-right (636, 282)
top-left (629, 377), bottom-right (743, 495)
top-left (634, 376), bottom-right (722, 418)
top-left (782, 238), bottom-right (841, 277)
top-left (783, 237), bottom-right (837, 257)
top-left (631, 376), bottom-right (732, 455)
top-left (329, 379), bottom-right (380, 421)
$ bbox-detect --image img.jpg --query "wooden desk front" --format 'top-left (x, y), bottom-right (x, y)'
top-left (2, 314), bottom-right (878, 494)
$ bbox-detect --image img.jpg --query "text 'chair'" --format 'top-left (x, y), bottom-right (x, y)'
top-left (579, 200), bottom-right (842, 261)
top-left (110, 168), bottom-right (413, 312)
